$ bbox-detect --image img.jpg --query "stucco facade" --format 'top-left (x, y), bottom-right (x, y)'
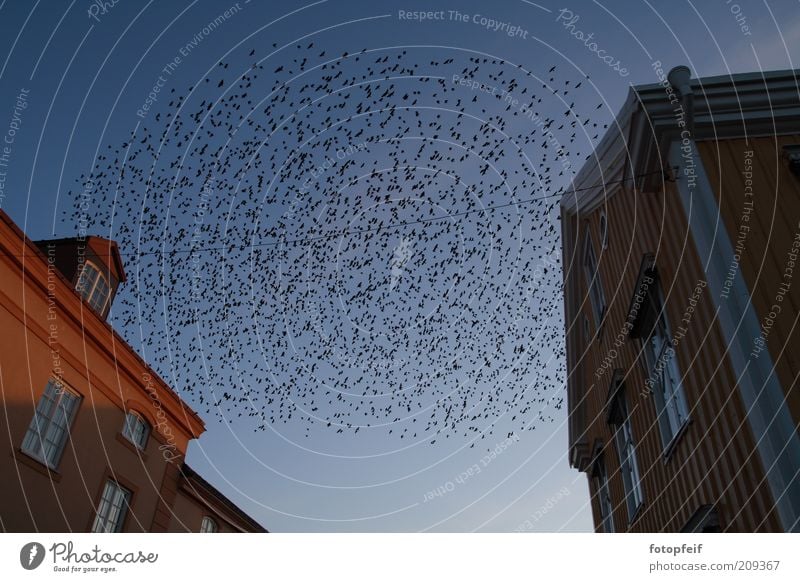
top-left (0, 210), bottom-right (265, 532)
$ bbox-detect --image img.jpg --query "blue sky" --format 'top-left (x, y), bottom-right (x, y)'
top-left (1, 0), bottom-right (799, 532)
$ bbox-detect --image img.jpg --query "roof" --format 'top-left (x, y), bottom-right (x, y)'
top-left (0, 209), bottom-right (204, 438)
top-left (41, 235), bottom-right (127, 283)
top-left (559, 66), bottom-right (800, 471)
top-left (561, 67), bottom-right (800, 216)
top-left (180, 464), bottom-right (268, 532)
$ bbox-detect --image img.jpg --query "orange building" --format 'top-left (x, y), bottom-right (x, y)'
top-left (0, 209), bottom-right (266, 532)
top-left (562, 66), bottom-right (800, 532)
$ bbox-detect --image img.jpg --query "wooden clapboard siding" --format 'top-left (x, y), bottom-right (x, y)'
top-left (698, 136), bottom-right (800, 428)
top-left (575, 171), bottom-right (782, 531)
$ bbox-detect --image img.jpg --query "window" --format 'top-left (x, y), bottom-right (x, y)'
top-left (122, 411), bottom-right (149, 450)
top-left (630, 263), bottom-right (689, 453)
top-left (76, 261), bottom-right (111, 313)
top-left (582, 227), bottom-right (606, 329)
top-left (21, 380), bottom-right (81, 468)
top-left (599, 210), bottom-right (609, 249)
top-left (592, 457), bottom-right (615, 532)
top-left (92, 480), bottom-right (131, 532)
top-left (681, 505), bottom-right (721, 533)
top-left (783, 144), bottom-right (800, 177)
top-left (607, 381), bottom-right (643, 521)
top-left (200, 516), bottom-right (218, 533)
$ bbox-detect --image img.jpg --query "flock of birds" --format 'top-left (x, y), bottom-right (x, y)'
top-left (64, 43), bottom-right (607, 448)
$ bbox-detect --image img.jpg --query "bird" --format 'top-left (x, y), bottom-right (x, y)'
top-left (61, 44), bottom-right (606, 446)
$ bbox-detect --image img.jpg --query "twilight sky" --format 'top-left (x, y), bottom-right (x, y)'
top-left (1, 0), bottom-right (799, 532)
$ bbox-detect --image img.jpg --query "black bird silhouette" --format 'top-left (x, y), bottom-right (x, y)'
top-left (62, 45), bottom-right (606, 445)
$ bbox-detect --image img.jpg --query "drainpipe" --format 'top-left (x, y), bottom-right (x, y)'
top-left (666, 64), bottom-right (800, 531)
top-left (667, 65), bottom-right (695, 135)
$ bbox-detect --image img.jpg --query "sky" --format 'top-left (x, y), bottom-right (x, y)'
top-left (1, 0), bottom-right (799, 533)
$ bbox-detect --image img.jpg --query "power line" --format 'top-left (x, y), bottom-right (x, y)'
top-left (4, 169), bottom-right (666, 260)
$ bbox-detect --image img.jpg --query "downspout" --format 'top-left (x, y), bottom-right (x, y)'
top-left (668, 65), bottom-right (695, 135)
top-left (667, 65), bottom-right (800, 532)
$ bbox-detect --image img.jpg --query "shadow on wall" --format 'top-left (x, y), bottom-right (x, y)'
top-left (0, 399), bottom-right (192, 532)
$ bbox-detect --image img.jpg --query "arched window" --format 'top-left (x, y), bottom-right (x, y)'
top-left (599, 210), bottom-right (609, 249)
top-left (200, 516), bottom-right (218, 533)
top-left (122, 411), bottom-right (150, 450)
top-left (76, 261), bottom-right (111, 313)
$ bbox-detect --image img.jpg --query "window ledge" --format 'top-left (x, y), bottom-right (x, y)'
top-left (116, 432), bottom-right (149, 462)
top-left (13, 448), bottom-right (62, 482)
top-left (662, 417), bottom-right (692, 463)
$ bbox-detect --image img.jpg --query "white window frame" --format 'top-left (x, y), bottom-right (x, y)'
top-left (200, 516), bottom-right (219, 533)
top-left (640, 284), bottom-right (690, 453)
top-left (122, 411), bottom-right (150, 450)
top-left (21, 380), bottom-right (81, 468)
top-left (76, 260), bottom-right (111, 313)
top-left (610, 391), bottom-right (644, 522)
top-left (582, 227), bottom-right (607, 329)
top-left (92, 480), bottom-right (131, 533)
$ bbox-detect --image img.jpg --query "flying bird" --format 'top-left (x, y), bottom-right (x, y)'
top-left (62, 45), bottom-right (606, 446)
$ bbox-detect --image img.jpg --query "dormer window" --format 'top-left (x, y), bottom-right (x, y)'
top-left (33, 236), bottom-right (126, 319)
top-left (76, 261), bottom-right (111, 313)
top-left (200, 516), bottom-right (219, 533)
